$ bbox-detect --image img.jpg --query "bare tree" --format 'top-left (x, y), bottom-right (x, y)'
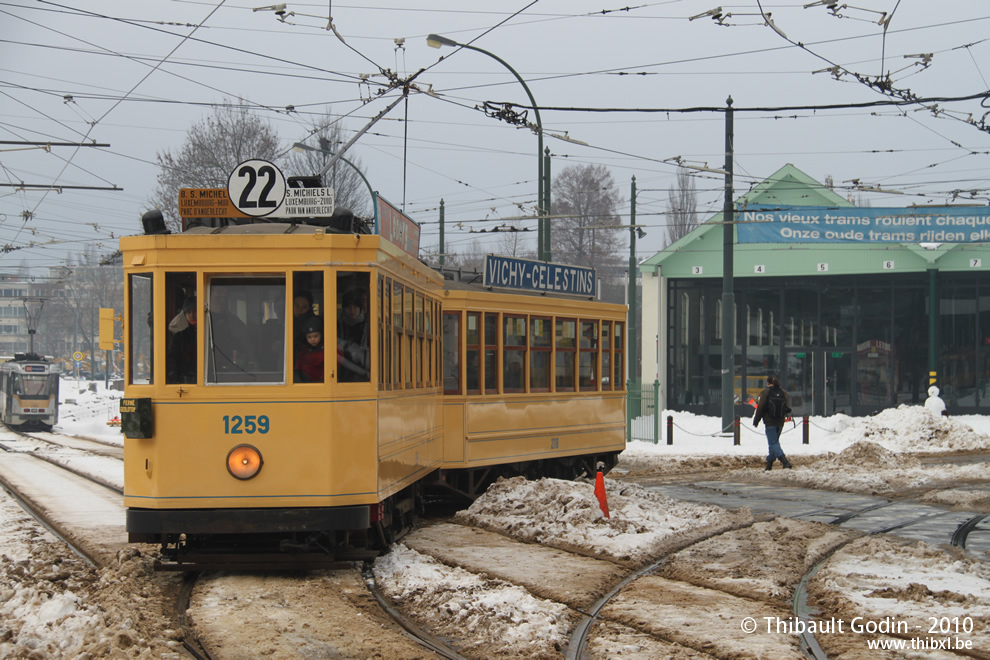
top-left (666, 167), bottom-right (698, 246)
top-left (550, 164), bottom-right (624, 276)
top-left (428, 238), bottom-right (488, 277)
top-left (150, 103), bottom-right (283, 232)
top-left (494, 226), bottom-right (534, 258)
top-left (284, 113), bottom-right (373, 217)
top-left (43, 247), bottom-right (124, 374)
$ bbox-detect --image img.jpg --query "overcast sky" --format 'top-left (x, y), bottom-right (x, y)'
top-left (2, 0), bottom-right (988, 276)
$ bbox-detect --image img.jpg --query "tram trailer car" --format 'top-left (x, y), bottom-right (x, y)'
top-left (0, 354), bottom-right (60, 430)
top-left (118, 221), bottom-right (626, 568)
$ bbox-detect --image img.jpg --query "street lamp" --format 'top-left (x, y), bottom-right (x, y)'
top-left (427, 33), bottom-right (551, 261)
top-left (22, 297), bottom-right (44, 357)
top-left (292, 141), bottom-right (376, 209)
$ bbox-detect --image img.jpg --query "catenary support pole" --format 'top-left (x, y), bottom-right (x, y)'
top-left (720, 96), bottom-right (735, 434)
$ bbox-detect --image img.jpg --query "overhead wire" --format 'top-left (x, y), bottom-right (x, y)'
top-left (4, 2), bottom-right (990, 265)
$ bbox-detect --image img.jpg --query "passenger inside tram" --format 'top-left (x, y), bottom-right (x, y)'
top-left (294, 316), bottom-right (324, 383)
top-left (166, 296), bottom-right (197, 384)
top-left (337, 288), bottom-right (369, 382)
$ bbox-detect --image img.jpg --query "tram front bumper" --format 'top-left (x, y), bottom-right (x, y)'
top-left (126, 505), bottom-right (371, 540)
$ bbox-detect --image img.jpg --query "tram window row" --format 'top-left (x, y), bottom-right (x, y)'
top-left (128, 267), bottom-right (623, 395)
top-left (129, 269), bottom-right (443, 388)
top-left (442, 312), bottom-right (625, 396)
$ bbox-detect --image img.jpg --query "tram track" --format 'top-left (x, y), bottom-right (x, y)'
top-left (1, 424), bottom-right (123, 494)
top-left (1, 422), bottom-right (986, 658)
top-left (388, 483), bottom-right (990, 660)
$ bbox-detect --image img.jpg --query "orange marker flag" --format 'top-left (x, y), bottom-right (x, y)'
top-left (594, 470), bottom-right (610, 519)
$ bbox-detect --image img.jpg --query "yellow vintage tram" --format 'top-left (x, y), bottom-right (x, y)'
top-left (118, 188), bottom-right (625, 568)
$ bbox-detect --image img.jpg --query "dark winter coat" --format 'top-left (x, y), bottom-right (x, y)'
top-left (167, 325), bottom-right (197, 384)
top-left (753, 385), bottom-right (791, 428)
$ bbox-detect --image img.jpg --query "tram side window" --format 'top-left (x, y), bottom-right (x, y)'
top-left (614, 322), bottom-right (625, 390)
top-left (443, 312), bottom-right (460, 394)
top-left (391, 282), bottom-right (402, 386)
top-left (404, 287), bottom-right (414, 387)
top-left (165, 272), bottom-right (196, 385)
top-left (378, 277), bottom-right (388, 387)
top-left (504, 315), bottom-right (525, 392)
top-left (292, 271), bottom-right (321, 357)
top-left (556, 319), bottom-right (577, 391)
top-left (129, 273), bottom-right (154, 385)
top-left (206, 276), bottom-right (285, 384)
top-left (466, 312), bottom-right (481, 394)
top-left (530, 317), bottom-right (551, 392)
top-left (484, 313), bottom-right (498, 394)
top-left (426, 300), bottom-right (436, 387)
top-left (336, 271), bottom-right (370, 383)
top-left (579, 320), bottom-right (599, 391)
top-left (601, 322), bottom-right (612, 390)
top-left (415, 294), bottom-right (425, 386)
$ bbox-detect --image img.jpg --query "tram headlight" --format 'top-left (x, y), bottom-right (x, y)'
top-left (226, 444), bottom-right (263, 480)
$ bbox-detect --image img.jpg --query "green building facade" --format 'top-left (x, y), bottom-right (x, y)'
top-left (639, 164), bottom-right (990, 418)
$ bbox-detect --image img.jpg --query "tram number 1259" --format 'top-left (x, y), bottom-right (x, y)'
top-left (223, 415), bottom-right (270, 434)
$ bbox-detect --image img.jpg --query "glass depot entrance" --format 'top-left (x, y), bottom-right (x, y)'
top-left (663, 273), bottom-right (990, 417)
top-left (785, 349), bottom-right (852, 418)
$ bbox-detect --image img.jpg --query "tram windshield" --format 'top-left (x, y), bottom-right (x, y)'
top-left (14, 373), bottom-right (54, 398)
top-left (206, 276), bottom-right (286, 384)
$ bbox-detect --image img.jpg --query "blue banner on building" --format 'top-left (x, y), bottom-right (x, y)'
top-left (736, 205), bottom-right (990, 244)
top-left (483, 255), bottom-right (596, 297)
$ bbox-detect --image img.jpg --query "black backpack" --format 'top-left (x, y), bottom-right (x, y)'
top-left (766, 387), bottom-right (789, 419)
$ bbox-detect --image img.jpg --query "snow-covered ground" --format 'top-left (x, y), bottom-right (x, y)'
top-left (1, 380), bottom-right (988, 657)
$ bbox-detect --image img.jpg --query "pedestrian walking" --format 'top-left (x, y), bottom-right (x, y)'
top-left (753, 375), bottom-right (793, 470)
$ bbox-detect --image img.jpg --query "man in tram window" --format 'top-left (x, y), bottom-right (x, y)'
top-left (337, 288), bottom-right (369, 382)
top-left (166, 296), bottom-right (197, 384)
top-left (294, 316), bottom-right (324, 383)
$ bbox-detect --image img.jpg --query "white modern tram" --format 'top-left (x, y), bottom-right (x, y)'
top-left (0, 353), bottom-right (59, 429)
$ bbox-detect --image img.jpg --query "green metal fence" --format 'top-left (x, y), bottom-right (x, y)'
top-left (626, 379), bottom-right (660, 444)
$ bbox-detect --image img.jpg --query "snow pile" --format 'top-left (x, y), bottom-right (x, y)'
top-left (455, 476), bottom-right (753, 565)
top-left (833, 405), bottom-right (989, 453)
top-left (374, 544), bottom-right (573, 658)
top-left (0, 497), bottom-right (182, 658)
top-left (57, 380), bottom-right (124, 444)
top-left (817, 440), bottom-right (922, 470)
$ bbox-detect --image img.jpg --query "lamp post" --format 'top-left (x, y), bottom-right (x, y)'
top-left (22, 297), bottom-right (45, 357)
top-left (427, 33), bottom-right (550, 261)
top-left (292, 141), bottom-right (376, 209)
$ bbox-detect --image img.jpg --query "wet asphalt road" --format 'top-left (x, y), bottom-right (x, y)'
top-left (639, 480), bottom-right (990, 555)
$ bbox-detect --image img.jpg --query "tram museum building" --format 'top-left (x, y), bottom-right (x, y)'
top-left (640, 164), bottom-right (990, 418)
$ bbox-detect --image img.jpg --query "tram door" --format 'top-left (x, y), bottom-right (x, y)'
top-left (785, 350), bottom-right (851, 417)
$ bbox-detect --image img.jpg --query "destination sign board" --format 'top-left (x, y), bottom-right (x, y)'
top-left (737, 205), bottom-right (990, 244)
top-left (178, 188), bottom-right (249, 219)
top-left (280, 186), bottom-right (334, 217)
top-left (483, 255), bottom-right (596, 297)
top-left (180, 186), bottom-right (335, 219)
